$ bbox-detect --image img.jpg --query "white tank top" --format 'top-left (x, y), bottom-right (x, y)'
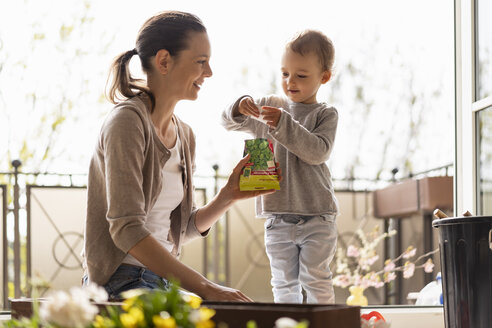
top-left (123, 130), bottom-right (184, 267)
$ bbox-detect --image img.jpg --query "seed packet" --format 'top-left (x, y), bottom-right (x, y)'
top-left (240, 138), bottom-right (281, 191)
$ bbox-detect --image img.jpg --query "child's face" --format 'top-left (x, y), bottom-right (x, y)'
top-left (281, 48), bottom-right (330, 104)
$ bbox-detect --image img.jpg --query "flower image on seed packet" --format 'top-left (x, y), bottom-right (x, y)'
top-left (240, 138), bottom-right (281, 191)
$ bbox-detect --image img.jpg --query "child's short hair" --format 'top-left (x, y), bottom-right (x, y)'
top-left (286, 30), bottom-right (335, 72)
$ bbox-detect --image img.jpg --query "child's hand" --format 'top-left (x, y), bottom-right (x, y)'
top-left (238, 97), bottom-right (260, 118)
top-left (260, 106), bottom-right (282, 128)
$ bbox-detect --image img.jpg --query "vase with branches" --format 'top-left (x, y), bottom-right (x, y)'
top-left (333, 226), bottom-right (438, 305)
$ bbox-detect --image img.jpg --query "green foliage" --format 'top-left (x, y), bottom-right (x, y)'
top-left (91, 283), bottom-right (216, 328)
top-left (244, 139), bottom-right (274, 170)
top-left (0, 0), bottom-right (113, 173)
top-left (1, 316), bottom-right (40, 328)
top-left (2, 281), bottom-right (217, 328)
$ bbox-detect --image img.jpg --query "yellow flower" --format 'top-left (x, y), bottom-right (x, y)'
top-left (199, 307), bottom-right (216, 321)
top-left (196, 320), bottom-right (215, 328)
top-left (122, 297), bottom-right (136, 311)
top-left (186, 295), bottom-right (202, 309)
top-left (93, 314), bottom-right (113, 328)
top-left (120, 307), bottom-right (145, 328)
top-left (189, 307), bottom-right (216, 325)
top-left (120, 289), bottom-right (147, 299)
top-left (153, 315), bottom-right (177, 328)
top-left (120, 313), bottom-right (137, 328)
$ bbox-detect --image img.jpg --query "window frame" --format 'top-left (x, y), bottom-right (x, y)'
top-left (455, 0), bottom-right (492, 215)
top-left (473, 0), bottom-right (492, 214)
top-left (455, 0), bottom-right (475, 215)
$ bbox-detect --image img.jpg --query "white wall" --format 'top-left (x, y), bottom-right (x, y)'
top-left (28, 187), bottom-right (86, 295)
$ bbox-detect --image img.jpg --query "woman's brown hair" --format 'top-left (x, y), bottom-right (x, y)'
top-left (106, 11), bottom-right (206, 106)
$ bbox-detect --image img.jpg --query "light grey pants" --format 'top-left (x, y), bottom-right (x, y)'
top-left (264, 214), bottom-right (337, 304)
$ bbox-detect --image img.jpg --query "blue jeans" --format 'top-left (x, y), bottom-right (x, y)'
top-left (100, 264), bottom-right (169, 300)
top-left (264, 214), bottom-right (337, 304)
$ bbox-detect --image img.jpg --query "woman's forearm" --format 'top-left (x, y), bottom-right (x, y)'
top-left (128, 234), bottom-right (211, 296)
top-left (194, 188), bottom-right (234, 233)
top-left (128, 234), bottom-right (252, 302)
top-left (194, 154), bottom-right (278, 233)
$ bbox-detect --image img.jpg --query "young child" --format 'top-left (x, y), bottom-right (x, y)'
top-left (221, 30), bottom-right (339, 304)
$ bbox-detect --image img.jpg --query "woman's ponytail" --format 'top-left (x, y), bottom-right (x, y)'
top-left (105, 49), bottom-right (150, 104)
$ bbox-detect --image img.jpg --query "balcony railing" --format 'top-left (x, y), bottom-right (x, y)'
top-left (0, 161), bottom-right (454, 308)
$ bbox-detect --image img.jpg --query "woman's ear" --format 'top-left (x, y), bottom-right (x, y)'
top-left (321, 70), bottom-right (332, 84)
top-left (154, 49), bottom-right (172, 75)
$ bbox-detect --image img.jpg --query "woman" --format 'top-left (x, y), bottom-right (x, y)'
top-left (83, 11), bottom-right (278, 301)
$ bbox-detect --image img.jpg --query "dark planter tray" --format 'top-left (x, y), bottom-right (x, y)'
top-left (204, 301), bottom-right (361, 328)
top-left (10, 299), bottom-right (360, 328)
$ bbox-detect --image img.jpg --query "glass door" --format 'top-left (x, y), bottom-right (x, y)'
top-left (476, 107), bottom-right (492, 214)
top-left (474, 0), bottom-right (492, 215)
top-left (455, 0), bottom-right (492, 215)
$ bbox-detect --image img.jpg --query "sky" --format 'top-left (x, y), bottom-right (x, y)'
top-left (0, 0), bottom-right (454, 183)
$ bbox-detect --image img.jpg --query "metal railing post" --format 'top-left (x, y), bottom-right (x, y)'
top-left (11, 160), bottom-right (22, 298)
top-left (212, 164), bottom-right (220, 284)
top-left (1, 185), bottom-right (8, 308)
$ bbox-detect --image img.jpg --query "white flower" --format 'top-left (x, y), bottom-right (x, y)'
top-left (360, 277), bottom-right (371, 289)
top-left (423, 258), bottom-right (435, 273)
top-left (384, 272), bottom-right (397, 283)
top-left (81, 282), bottom-right (108, 302)
top-left (347, 245), bottom-right (360, 257)
top-left (336, 261), bottom-right (349, 274)
top-left (374, 281), bottom-right (385, 288)
top-left (402, 246), bottom-right (417, 259)
top-left (353, 274), bottom-right (363, 287)
top-left (383, 260), bottom-right (395, 272)
top-left (188, 309), bottom-right (201, 324)
top-left (334, 225), bottom-right (437, 292)
top-left (333, 274), bottom-right (351, 288)
top-left (275, 317), bottom-right (300, 328)
top-left (362, 255), bottom-right (379, 267)
top-left (39, 287), bottom-right (99, 328)
top-left (387, 229), bottom-right (397, 237)
top-left (369, 273), bottom-right (384, 288)
top-left (403, 262), bottom-right (415, 279)
top-left (159, 311), bottom-right (171, 319)
top-left (360, 273), bottom-right (384, 289)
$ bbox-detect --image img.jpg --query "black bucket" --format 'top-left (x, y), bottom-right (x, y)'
top-left (432, 216), bottom-right (492, 328)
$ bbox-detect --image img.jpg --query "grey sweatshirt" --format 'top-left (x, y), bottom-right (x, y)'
top-left (222, 94), bottom-right (339, 217)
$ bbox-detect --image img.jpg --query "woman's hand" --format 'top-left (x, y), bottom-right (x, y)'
top-left (237, 97), bottom-right (260, 118)
top-left (221, 154), bottom-right (282, 203)
top-left (201, 281), bottom-right (253, 302)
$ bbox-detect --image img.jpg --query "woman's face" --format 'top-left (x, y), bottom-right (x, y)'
top-left (168, 31), bottom-right (212, 101)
